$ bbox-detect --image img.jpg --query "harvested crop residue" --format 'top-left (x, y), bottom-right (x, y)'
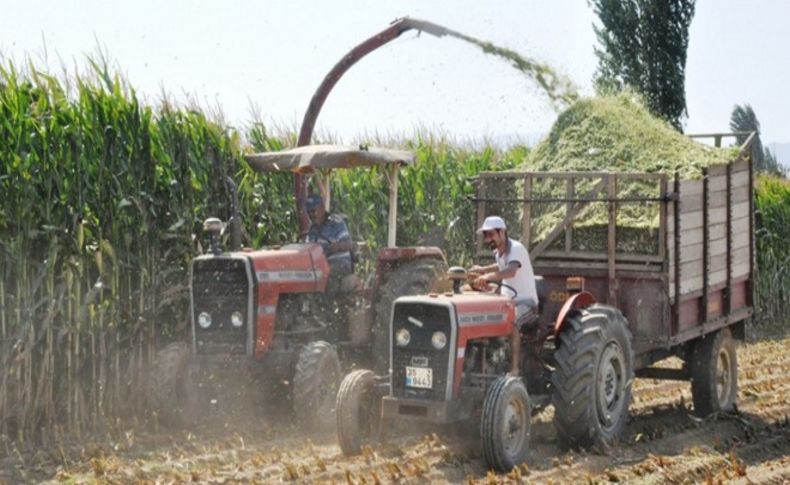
top-left (13, 336), bottom-right (789, 484)
top-left (522, 93), bottom-right (736, 179)
top-left (446, 30), bottom-right (578, 109)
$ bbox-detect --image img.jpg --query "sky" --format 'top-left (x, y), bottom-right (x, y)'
top-left (2, 0), bottom-right (788, 157)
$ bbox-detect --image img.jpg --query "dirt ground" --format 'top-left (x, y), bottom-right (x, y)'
top-left (5, 336), bottom-right (789, 484)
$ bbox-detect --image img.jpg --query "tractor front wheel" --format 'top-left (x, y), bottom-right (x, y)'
top-left (690, 327), bottom-right (738, 416)
top-left (480, 375), bottom-right (531, 472)
top-left (293, 341), bottom-right (342, 431)
top-left (551, 304), bottom-right (633, 451)
top-left (336, 369), bottom-right (382, 456)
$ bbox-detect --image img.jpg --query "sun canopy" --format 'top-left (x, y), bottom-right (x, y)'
top-left (244, 144), bottom-right (415, 174)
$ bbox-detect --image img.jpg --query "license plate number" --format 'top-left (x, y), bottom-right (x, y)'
top-left (405, 366), bottom-right (432, 389)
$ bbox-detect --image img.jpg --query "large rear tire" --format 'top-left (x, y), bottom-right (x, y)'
top-left (480, 375), bottom-right (531, 472)
top-left (551, 304), bottom-right (633, 451)
top-left (149, 342), bottom-right (199, 428)
top-left (293, 341), bottom-right (342, 431)
top-left (336, 369), bottom-right (382, 456)
top-left (373, 258), bottom-right (446, 372)
top-left (690, 327), bottom-right (738, 416)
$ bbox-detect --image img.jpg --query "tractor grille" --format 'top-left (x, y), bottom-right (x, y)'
top-left (191, 257), bottom-right (252, 355)
top-left (391, 302), bottom-right (453, 401)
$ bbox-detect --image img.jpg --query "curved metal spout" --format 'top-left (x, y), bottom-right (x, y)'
top-left (294, 17), bottom-right (453, 232)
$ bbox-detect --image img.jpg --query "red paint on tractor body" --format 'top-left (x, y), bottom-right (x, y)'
top-left (244, 243), bottom-right (330, 357)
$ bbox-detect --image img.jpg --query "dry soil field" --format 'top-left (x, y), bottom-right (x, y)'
top-left (5, 336), bottom-right (789, 484)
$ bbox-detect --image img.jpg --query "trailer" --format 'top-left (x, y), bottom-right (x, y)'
top-left (472, 133), bottom-right (756, 411)
top-left (334, 133), bottom-right (756, 471)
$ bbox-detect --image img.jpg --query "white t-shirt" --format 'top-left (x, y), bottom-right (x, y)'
top-left (495, 238), bottom-right (538, 307)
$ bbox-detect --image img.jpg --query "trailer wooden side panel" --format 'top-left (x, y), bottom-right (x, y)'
top-left (669, 157), bottom-right (754, 343)
top-left (669, 179), bottom-right (704, 297)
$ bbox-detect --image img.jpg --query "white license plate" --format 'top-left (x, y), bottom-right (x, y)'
top-left (405, 366), bottom-right (433, 389)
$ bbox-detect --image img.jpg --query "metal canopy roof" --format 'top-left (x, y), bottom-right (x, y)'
top-left (244, 144), bottom-right (414, 174)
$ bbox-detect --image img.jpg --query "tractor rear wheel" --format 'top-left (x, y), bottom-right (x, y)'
top-left (690, 327), bottom-right (738, 416)
top-left (293, 341), bottom-right (342, 431)
top-left (336, 369), bottom-right (382, 456)
top-left (373, 258), bottom-right (446, 372)
top-left (480, 375), bottom-right (531, 472)
top-left (149, 342), bottom-right (199, 428)
top-left (551, 304), bottom-right (633, 451)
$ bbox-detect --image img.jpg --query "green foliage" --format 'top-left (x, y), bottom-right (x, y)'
top-left (592, 0), bottom-right (695, 130)
top-left (754, 175), bottom-right (790, 333)
top-left (729, 104), bottom-right (784, 176)
top-left (241, 122), bottom-right (298, 246)
top-left (0, 58), bottom-right (247, 439)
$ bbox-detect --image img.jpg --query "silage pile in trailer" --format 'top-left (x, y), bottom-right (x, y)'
top-left (523, 92), bottom-right (734, 177)
top-left (512, 93), bottom-right (737, 253)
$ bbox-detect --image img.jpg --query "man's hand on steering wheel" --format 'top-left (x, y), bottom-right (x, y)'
top-left (471, 274), bottom-right (498, 292)
top-left (470, 274), bottom-right (518, 298)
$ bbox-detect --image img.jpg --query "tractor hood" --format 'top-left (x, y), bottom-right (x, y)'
top-left (242, 244), bottom-right (329, 290)
top-left (396, 293), bottom-right (516, 324)
top-left (202, 243), bottom-right (330, 292)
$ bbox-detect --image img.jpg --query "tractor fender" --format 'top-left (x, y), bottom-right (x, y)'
top-left (553, 291), bottom-right (597, 335)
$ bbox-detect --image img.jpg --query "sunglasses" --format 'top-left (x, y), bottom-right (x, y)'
top-left (482, 230), bottom-right (498, 238)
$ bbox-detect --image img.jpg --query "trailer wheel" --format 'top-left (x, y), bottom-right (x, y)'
top-left (336, 369), bottom-right (382, 456)
top-left (552, 305), bottom-right (633, 451)
top-left (293, 341), bottom-right (342, 431)
top-left (373, 258), bottom-right (446, 372)
top-left (149, 342), bottom-right (199, 427)
top-left (480, 375), bottom-right (531, 472)
top-left (690, 327), bottom-right (738, 417)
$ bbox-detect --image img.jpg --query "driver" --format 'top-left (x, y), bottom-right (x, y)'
top-left (305, 194), bottom-right (354, 290)
top-left (469, 216), bottom-right (538, 376)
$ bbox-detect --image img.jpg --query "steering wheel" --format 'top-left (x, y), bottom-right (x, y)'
top-left (471, 278), bottom-right (518, 299)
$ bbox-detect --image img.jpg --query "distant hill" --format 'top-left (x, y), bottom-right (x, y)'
top-left (766, 142), bottom-right (790, 170)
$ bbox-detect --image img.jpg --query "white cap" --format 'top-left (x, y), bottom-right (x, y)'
top-left (477, 216), bottom-right (507, 233)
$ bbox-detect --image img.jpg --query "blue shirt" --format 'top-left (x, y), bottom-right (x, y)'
top-left (306, 214), bottom-right (352, 269)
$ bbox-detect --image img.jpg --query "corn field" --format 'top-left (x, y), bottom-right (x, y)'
top-left (0, 59), bottom-right (518, 449)
top-left (0, 56), bottom-right (786, 453)
top-left (753, 175), bottom-right (790, 337)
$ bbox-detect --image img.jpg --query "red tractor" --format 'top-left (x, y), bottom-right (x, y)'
top-left (336, 268), bottom-right (630, 471)
top-left (149, 145), bottom-right (447, 429)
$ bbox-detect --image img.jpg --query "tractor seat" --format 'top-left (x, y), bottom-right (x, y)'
top-left (517, 275), bottom-right (546, 332)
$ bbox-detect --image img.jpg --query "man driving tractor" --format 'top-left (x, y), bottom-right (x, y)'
top-left (469, 216), bottom-right (538, 376)
top-left (304, 193), bottom-right (354, 291)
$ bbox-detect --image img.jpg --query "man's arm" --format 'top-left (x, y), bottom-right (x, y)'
top-left (469, 262), bottom-right (498, 274)
top-left (328, 239), bottom-right (353, 254)
top-left (326, 218), bottom-right (353, 255)
top-left (474, 261), bottom-right (520, 286)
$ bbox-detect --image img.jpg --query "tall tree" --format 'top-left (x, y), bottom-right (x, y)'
top-left (592, 0), bottom-right (696, 131)
top-left (730, 104), bottom-right (782, 175)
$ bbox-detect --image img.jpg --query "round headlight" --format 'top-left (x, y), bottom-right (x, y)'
top-left (197, 311), bottom-right (212, 329)
top-left (395, 328), bottom-right (411, 347)
top-left (431, 331), bottom-right (447, 349)
top-left (231, 311), bottom-right (244, 328)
